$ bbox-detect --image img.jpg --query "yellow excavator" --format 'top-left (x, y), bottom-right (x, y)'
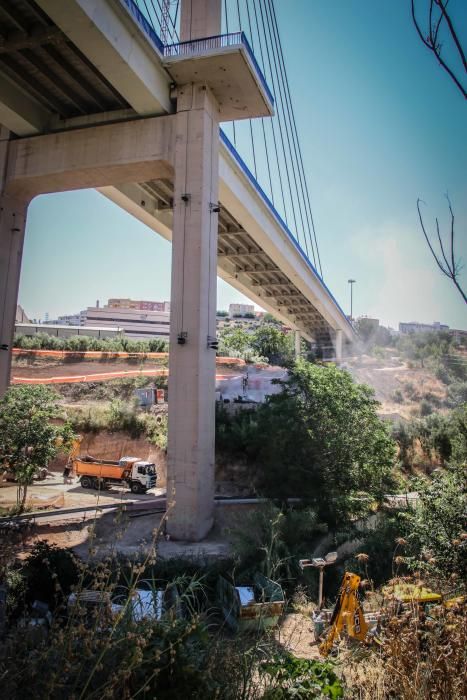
top-left (318, 572), bottom-right (463, 657)
top-left (319, 572), bottom-right (370, 656)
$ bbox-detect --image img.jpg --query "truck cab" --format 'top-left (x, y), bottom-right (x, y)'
top-left (129, 460), bottom-right (157, 492)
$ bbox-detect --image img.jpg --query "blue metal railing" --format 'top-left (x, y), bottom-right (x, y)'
top-left (164, 31), bottom-right (274, 108)
top-left (220, 130), bottom-right (353, 330)
top-left (120, 0), bottom-right (164, 53)
top-left (164, 30), bottom-right (244, 55)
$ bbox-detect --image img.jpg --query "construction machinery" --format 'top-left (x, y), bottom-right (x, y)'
top-left (73, 456), bottom-right (157, 494)
top-left (318, 574), bottom-right (461, 657)
top-left (319, 572), bottom-right (370, 656)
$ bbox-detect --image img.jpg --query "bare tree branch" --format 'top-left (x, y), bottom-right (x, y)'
top-left (411, 0), bottom-right (467, 99)
top-left (435, 0), bottom-right (467, 72)
top-left (435, 217), bottom-right (452, 273)
top-left (417, 197), bottom-right (467, 304)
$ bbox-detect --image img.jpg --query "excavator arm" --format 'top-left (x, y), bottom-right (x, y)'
top-left (319, 572), bottom-right (369, 657)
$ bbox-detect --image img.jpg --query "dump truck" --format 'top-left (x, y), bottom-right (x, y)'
top-left (74, 456), bottom-right (156, 494)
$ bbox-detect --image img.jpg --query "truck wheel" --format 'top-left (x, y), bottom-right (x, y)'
top-left (92, 478), bottom-right (100, 490)
top-left (81, 476), bottom-right (92, 489)
top-left (131, 482), bottom-right (142, 494)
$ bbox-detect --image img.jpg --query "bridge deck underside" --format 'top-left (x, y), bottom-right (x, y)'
top-left (0, 0), bottom-right (132, 121)
top-left (1, 0), bottom-right (338, 348)
top-left (139, 178), bottom-right (333, 345)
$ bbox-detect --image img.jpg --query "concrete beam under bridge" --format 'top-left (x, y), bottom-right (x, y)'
top-left (0, 115), bottom-right (175, 395)
top-left (6, 116), bottom-right (174, 201)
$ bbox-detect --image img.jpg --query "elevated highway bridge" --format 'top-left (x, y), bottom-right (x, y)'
top-left (0, 0), bottom-right (355, 539)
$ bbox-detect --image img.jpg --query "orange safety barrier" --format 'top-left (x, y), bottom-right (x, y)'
top-left (12, 348), bottom-right (168, 359)
top-left (12, 348), bottom-right (246, 365)
top-left (12, 369), bottom-right (169, 385)
top-left (12, 370), bottom-right (238, 385)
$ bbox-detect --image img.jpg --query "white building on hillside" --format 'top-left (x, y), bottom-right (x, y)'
top-left (85, 299), bottom-right (170, 340)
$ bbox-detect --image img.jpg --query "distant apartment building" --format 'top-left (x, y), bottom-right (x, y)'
top-left (108, 298), bottom-right (170, 313)
top-left (47, 310), bottom-right (87, 326)
top-left (399, 321), bottom-right (449, 334)
top-left (85, 299), bottom-right (170, 339)
top-left (228, 303), bottom-right (255, 318)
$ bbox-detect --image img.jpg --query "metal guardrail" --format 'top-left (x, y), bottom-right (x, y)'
top-left (220, 130), bottom-right (353, 331)
top-left (164, 31), bottom-right (275, 108)
top-left (164, 31), bottom-right (244, 56)
top-left (120, 0), bottom-right (165, 54)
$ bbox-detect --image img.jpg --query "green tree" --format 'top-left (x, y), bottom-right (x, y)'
top-left (450, 403), bottom-right (467, 465)
top-left (218, 326), bottom-right (251, 355)
top-left (0, 386), bottom-right (75, 511)
top-left (218, 361), bottom-right (396, 526)
top-left (263, 313), bottom-right (281, 325)
top-left (251, 325), bottom-right (294, 366)
top-left (401, 463), bottom-right (466, 578)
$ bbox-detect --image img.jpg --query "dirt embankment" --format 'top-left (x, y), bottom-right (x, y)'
top-left (345, 355), bottom-right (448, 420)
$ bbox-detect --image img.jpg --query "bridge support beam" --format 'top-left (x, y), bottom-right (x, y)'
top-left (166, 83), bottom-right (220, 540)
top-left (0, 128), bottom-right (28, 395)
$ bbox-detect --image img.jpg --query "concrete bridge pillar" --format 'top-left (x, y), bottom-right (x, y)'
top-left (294, 330), bottom-right (301, 359)
top-left (166, 0), bottom-right (221, 541)
top-left (180, 0), bottom-right (222, 40)
top-left (334, 329), bottom-right (343, 363)
top-left (166, 83), bottom-right (220, 540)
top-left (0, 127), bottom-right (28, 396)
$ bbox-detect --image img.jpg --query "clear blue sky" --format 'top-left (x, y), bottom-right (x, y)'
top-left (19, 1), bottom-right (466, 329)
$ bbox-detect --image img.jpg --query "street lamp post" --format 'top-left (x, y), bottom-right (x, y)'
top-left (348, 279), bottom-right (356, 321)
top-left (299, 551), bottom-right (338, 608)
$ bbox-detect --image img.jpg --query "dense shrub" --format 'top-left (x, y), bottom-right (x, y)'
top-left (217, 324), bottom-right (294, 365)
top-left (396, 330), bottom-right (467, 383)
top-left (218, 361), bottom-right (396, 527)
top-left (344, 595), bottom-right (466, 700)
top-left (400, 462), bottom-right (467, 579)
top-left (392, 406), bottom-right (466, 470)
top-left (21, 541), bottom-right (80, 608)
top-left (419, 398), bottom-right (433, 416)
top-left (14, 333), bottom-right (168, 354)
top-left (445, 379), bottom-right (467, 408)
